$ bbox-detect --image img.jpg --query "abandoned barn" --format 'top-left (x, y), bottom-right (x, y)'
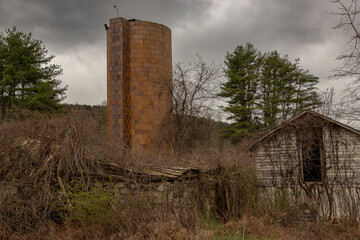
top-left (251, 110), bottom-right (360, 219)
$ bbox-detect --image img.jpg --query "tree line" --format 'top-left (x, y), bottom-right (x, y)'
top-left (219, 43), bottom-right (321, 143)
top-left (0, 26), bottom-right (322, 147)
top-left (163, 1), bottom-right (360, 146)
top-left (1, 18), bottom-right (354, 146)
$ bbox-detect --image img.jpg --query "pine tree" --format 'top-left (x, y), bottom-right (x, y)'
top-left (218, 43), bottom-right (262, 142)
top-left (220, 44), bottom-right (321, 142)
top-left (292, 62), bottom-right (321, 113)
top-left (0, 27), bottom-right (66, 119)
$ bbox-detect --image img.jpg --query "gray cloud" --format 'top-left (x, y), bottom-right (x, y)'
top-left (173, 0), bottom-right (337, 59)
top-left (0, 0), bottom-right (213, 52)
top-left (0, 0), bottom-right (349, 105)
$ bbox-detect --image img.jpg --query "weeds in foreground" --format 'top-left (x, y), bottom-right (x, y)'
top-left (1, 108), bottom-right (360, 239)
top-left (62, 180), bottom-right (120, 226)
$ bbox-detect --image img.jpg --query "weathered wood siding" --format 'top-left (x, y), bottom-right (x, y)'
top-left (253, 123), bottom-right (360, 219)
top-left (323, 126), bottom-right (360, 186)
top-left (253, 130), bottom-right (299, 187)
top-left (254, 124), bottom-right (360, 187)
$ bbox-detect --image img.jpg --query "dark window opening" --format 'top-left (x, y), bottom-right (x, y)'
top-left (301, 128), bottom-right (323, 182)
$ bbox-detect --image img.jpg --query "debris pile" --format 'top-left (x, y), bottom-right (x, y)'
top-left (276, 203), bottom-right (316, 226)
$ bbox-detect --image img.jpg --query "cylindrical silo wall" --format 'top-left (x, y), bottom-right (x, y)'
top-left (107, 17), bottom-right (172, 152)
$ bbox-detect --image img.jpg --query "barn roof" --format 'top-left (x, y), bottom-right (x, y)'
top-left (251, 110), bottom-right (360, 148)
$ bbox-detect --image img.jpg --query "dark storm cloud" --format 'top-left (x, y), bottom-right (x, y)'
top-left (0, 0), bottom-right (338, 59)
top-left (170, 0), bottom-right (345, 96)
top-left (172, 0), bottom-right (337, 62)
top-left (248, 0), bottom-right (332, 50)
top-left (0, 0), bottom-right (217, 104)
top-left (0, 0), bottom-right (347, 104)
top-left (0, 0), bottom-right (213, 53)
top-left (0, 0), bottom-right (104, 52)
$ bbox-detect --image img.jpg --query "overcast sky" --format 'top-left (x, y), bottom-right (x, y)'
top-left (0, 0), bottom-right (351, 105)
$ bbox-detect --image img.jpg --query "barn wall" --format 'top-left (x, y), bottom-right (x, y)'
top-left (253, 130), bottom-right (299, 187)
top-left (253, 122), bottom-right (360, 219)
top-left (260, 185), bottom-right (360, 220)
top-left (323, 127), bottom-right (360, 186)
top-left (254, 125), bottom-right (360, 186)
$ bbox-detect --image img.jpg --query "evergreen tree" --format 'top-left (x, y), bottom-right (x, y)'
top-left (218, 43), bottom-right (262, 142)
top-left (260, 51), bottom-right (298, 125)
top-left (220, 44), bottom-right (321, 142)
top-left (291, 63), bottom-right (321, 113)
top-left (0, 27), bottom-right (66, 119)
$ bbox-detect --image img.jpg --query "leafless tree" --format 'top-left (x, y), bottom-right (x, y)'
top-left (316, 88), bottom-right (346, 120)
top-left (157, 54), bottom-right (222, 152)
top-left (332, 0), bottom-right (360, 80)
top-left (329, 1), bottom-right (360, 126)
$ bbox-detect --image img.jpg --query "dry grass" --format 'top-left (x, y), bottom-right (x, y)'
top-left (196, 215), bottom-right (360, 240)
top-left (0, 107), bottom-right (360, 239)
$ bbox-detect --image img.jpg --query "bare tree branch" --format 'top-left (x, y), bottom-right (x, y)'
top-left (156, 54), bottom-right (222, 152)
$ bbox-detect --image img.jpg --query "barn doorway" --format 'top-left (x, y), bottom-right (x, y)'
top-left (301, 127), bottom-right (323, 182)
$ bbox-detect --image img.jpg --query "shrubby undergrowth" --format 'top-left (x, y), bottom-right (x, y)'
top-left (0, 106), bottom-right (359, 239)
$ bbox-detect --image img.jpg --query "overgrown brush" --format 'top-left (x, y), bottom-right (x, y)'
top-left (0, 107), bottom-right (109, 238)
top-left (2, 106), bottom-right (358, 239)
top-left (0, 106), bottom-right (261, 239)
top-left (0, 114), bottom-right (293, 239)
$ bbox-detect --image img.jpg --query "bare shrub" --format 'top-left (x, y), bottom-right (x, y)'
top-left (0, 107), bottom-right (108, 238)
top-left (0, 106), bottom-right (257, 239)
top-left (3, 106), bottom-right (359, 239)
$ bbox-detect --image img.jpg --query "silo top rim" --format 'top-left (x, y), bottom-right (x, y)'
top-left (109, 17), bottom-right (171, 31)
